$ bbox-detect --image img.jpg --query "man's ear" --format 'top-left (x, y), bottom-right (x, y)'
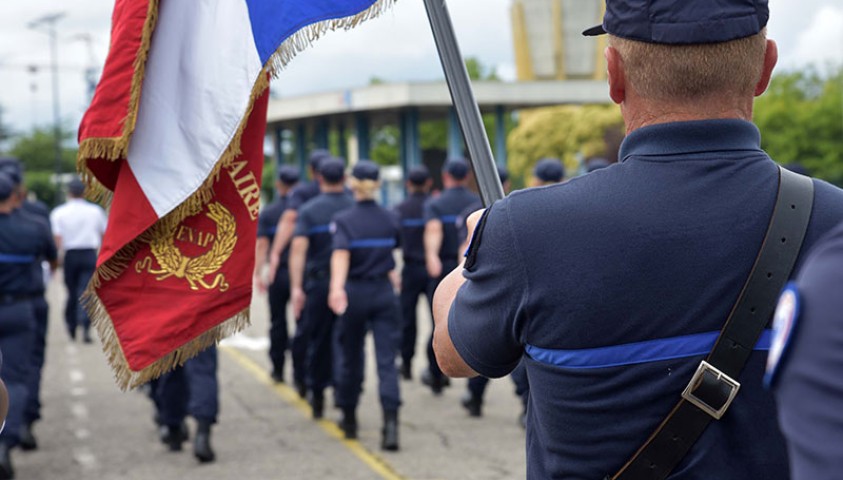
top-left (754, 39), bottom-right (778, 97)
top-left (606, 46), bottom-right (626, 104)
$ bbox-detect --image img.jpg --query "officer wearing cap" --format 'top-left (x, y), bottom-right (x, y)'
top-left (393, 165), bottom-right (433, 380)
top-left (289, 157), bottom-right (354, 418)
top-left (50, 178), bottom-right (107, 343)
top-left (431, 0), bottom-right (843, 478)
top-left (254, 165), bottom-right (300, 384)
top-left (328, 160), bottom-right (402, 450)
top-left (268, 149), bottom-right (329, 396)
top-left (531, 158), bottom-right (565, 186)
top-left (421, 157), bottom-right (478, 394)
top-left (767, 221), bottom-right (843, 479)
top-left (0, 172), bottom-right (57, 478)
top-left (0, 158), bottom-right (53, 451)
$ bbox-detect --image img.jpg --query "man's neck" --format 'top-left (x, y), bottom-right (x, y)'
top-left (622, 95), bottom-right (753, 134)
top-left (320, 183), bottom-right (344, 193)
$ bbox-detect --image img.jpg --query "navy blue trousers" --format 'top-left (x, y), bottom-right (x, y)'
top-left (24, 296), bottom-right (48, 425)
top-left (155, 346), bottom-right (219, 425)
top-left (303, 278), bottom-right (336, 395)
top-left (63, 249), bottom-right (96, 334)
top-left (268, 266), bottom-right (290, 377)
top-left (426, 259), bottom-right (457, 380)
top-left (467, 359), bottom-right (529, 404)
top-left (399, 262), bottom-right (431, 366)
top-left (0, 301), bottom-right (35, 446)
top-left (335, 279), bottom-right (401, 411)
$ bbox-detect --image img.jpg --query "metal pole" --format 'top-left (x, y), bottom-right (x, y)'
top-left (422, 0), bottom-right (504, 206)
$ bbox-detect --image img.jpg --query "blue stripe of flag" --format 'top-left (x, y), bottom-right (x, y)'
top-left (348, 238), bottom-right (396, 249)
top-left (244, 0), bottom-right (379, 64)
top-left (526, 329), bottom-right (773, 369)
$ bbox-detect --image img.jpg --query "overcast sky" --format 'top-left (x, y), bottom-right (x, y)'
top-left (0, 0), bottom-right (841, 139)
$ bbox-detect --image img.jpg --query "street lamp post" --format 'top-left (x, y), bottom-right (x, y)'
top-left (29, 12), bottom-right (66, 188)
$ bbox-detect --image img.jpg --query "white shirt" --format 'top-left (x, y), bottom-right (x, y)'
top-left (50, 198), bottom-right (108, 250)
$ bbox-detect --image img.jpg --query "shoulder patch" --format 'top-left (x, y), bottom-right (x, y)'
top-left (463, 209), bottom-right (490, 272)
top-left (765, 282), bottom-right (801, 388)
top-left (329, 222), bottom-right (337, 235)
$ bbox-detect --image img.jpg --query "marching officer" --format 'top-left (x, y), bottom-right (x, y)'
top-left (393, 165), bottom-right (432, 380)
top-left (289, 157), bottom-right (354, 418)
top-left (421, 158), bottom-right (478, 394)
top-left (0, 158), bottom-right (51, 450)
top-left (255, 165), bottom-right (300, 383)
top-left (328, 160), bottom-right (402, 450)
top-left (0, 172), bottom-right (57, 479)
top-left (531, 157), bottom-right (565, 187)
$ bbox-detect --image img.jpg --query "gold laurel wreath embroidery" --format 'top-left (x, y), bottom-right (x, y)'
top-left (136, 202), bottom-right (237, 292)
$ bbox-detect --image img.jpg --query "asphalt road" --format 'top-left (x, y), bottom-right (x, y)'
top-left (13, 273), bottom-right (526, 479)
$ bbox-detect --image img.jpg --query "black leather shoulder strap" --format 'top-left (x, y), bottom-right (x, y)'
top-left (610, 166), bottom-right (814, 480)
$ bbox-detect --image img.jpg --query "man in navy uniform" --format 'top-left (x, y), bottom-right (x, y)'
top-left (431, 1), bottom-right (843, 478)
top-left (289, 157), bottom-right (354, 418)
top-left (421, 158), bottom-right (478, 394)
top-left (530, 158), bottom-right (565, 187)
top-left (767, 221), bottom-right (843, 480)
top-left (255, 165), bottom-right (300, 384)
top-left (393, 165), bottom-right (432, 380)
top-left (0, 172), bottom-right (57, 478)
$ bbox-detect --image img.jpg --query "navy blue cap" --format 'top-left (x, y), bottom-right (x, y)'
top-left (318, 157), bottom-right (346, 183)
top-left (583, 0), bottom-right (769, 44)
top-left (586, 157), bottom-right (611, 172)
top-left (443, 158), bottom-right (469, 180)
top-left (0, 172), bottom-right (14, 201)
top-left (352, 160), bottom-right (379, 181)
top-left (277, 165), bottom-right (300, 185)
top-left (308, 149), bottom-right (331, 170)
top-left (407, 165), bottom-right (430, 186)
top-left (497, 165), bottom-right (510, 184)
top-left (68, 178), bottom-right (86, 196)
top-left (534, 158), bottom-right (565, 182)
top-left (0, 157), bottom-right (22, 186)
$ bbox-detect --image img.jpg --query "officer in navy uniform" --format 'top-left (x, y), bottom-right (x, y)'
top-left (421, 158), bottom-right (478, 394)
top-left (154, 346), bottom-right (219, 463)
top-left (255, 165), bottom-right (300, 383)
top-left (531, 157), bottom-right (565, 187)
top-left (767, 221), bottom-right (843, 479)
top-left (289, 157), bottom-right (354, 418)
top-left (431, 1), bottom-right (843, 478)
top-left (393, 165), bottom-right (432, 380)
top-left (269, 149), bottom-right (329, 396)
top-left (329, 160), bottom-right (402, 450)
top-left (0, 159), bottom-right (52, 450)
top-left (0, 172), bottom-right (57, 479)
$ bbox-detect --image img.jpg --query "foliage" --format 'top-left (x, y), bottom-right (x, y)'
top-left (754, 66), bottom-right (843, 185)
top-left (370, 125), bottom-right (400, 166)
top-left (24, 171), bottom-right (60, 208)
top-left (9, 127), bottom-right (77, 173)
top-left (507, 104), bottom-right (624, 182)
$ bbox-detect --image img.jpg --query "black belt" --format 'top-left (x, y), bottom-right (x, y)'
top-left (348, 274), bottom-right (389, 281)
top-left (306, 270), bottom-right (329, 281)
top-left (0, 293), bottom-right (37, 304)
top-left (610, 166), bottom-right (814, 480)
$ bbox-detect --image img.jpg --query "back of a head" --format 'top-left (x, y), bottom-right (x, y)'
top-left (586, 0), bottom-right (770, 105)
top-left (308, 149), bottom-right (331, 173)
top-left (443, 158), bottom-right (469, 183)
top-left (0, 158), bottom-right (23, 188)
top-left (67, 178), bottom-right (86, 198)
top-left (533, 158), bottom-right (565, 184)
top-left (278, 165), bottom-right (300, 186)
top-left (350, 160), bottom-right (380, 200)
top-left (318, 157), bottom-right (346, 186)
top-left (0, 172), bottom-right (14, 203)
top-left (407, 165), bottom-right (431, 190)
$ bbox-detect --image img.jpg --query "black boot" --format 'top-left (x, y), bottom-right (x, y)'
top-left (461, 392), bottom-right (483, 417)
top-left (339, 408), bottom-right (357, 439)
top-left (82, 328), bottom-right (93, 344)
top-left (0, 443), bottom-right (13, 480)
top-left (162, 423), bottom-right (187, 451)
top-left (193, 421), bottom-right (215, 463)
top-left (381, 410), bottom-right (399, 451)
top-left (400, 361), bottom-right (412, 381)
top-left (19, 423), bottom-right (37, 451)
top-left (420, 370), bottom-right (443, 395)
top-left (310, 391), bottom-right (324, 420)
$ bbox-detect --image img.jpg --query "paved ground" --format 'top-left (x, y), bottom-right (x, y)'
top-left (12, 273), bottom-right (526, 479)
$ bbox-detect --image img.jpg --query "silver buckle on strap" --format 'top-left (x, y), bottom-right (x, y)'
top-left (681, 361), bottom-right (741, 420)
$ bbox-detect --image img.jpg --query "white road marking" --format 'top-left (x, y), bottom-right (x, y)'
top-left (69, 369), bottom-right (85, 383)
top-left (71, 403), bottom-right (89, 420)
top-left (74, 428), bottom-right (91, 440)
top-left (70, 387), bottom-right (87, 397)
top-left (219, 332), bottom-right (270, 351)
top-left (73, 448), bottom-right (98, 469)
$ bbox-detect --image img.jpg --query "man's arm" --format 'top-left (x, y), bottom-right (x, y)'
top-left (424, 219), bottom-right (443, 278)
top-left (328, 249), bottom-right (350, 315)
top-left (288, 236), bottom-right (309, 320)
top-left (432, 209), bottom-right (484, 377)
top-left (253, 237), bottom-right (269, 292)
top-left (268, 209), bottom-right (297, 284)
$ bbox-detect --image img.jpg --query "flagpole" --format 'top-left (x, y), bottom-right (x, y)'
top-left (422, 0), bottom-right (504, 206)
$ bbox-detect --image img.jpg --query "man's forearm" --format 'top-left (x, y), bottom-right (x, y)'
top-left (270, 210), bottom-right (297, 259)
top-left (424, 220), bottom-right (443, 261)
top-left (254, 238), bottom-right (269, 276)
top-left (289, 237), bottom-right (308, 290)
top-left (432, 262), bottom-right (478, 378)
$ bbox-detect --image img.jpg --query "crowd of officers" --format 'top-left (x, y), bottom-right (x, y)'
top-left (254, 149), bottom-right (587, 451)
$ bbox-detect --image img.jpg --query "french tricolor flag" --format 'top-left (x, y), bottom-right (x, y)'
top-left (77, 0), bottom-right (392, 389)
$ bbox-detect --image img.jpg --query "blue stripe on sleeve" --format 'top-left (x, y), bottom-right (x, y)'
top-left (0, 253), bottom-right (36, 264)
top-left (440, 215), bottom-right (458, 224)
top-left (401, 218), bottom-right (426, 228)
top-left (308, 225), bottom-right (331, 235)
top-left (348, 238), bottom-right (396, 249)
top-left (526, 329), bottom-right (773, 369)
top-left (245, 0), bottom-right (378, 64)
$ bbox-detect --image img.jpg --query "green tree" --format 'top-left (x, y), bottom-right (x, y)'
top-left (507, 105), bottom-right (624, 183)
top-left (9, 127), bottom-right (77, 173)
top-left (754, 66), bottom-right (843, 185)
